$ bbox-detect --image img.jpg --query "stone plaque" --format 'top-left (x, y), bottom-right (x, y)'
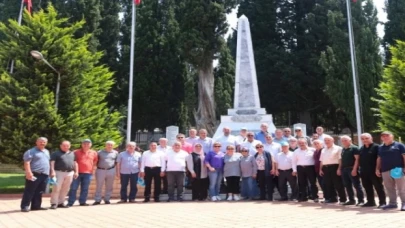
top-left (166, 126), bottom-right (179, 146)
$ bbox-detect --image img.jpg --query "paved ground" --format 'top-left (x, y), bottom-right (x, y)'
top-left (0, 197), bottom-right (404, 228)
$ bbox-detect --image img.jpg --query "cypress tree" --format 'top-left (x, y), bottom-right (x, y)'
top-left (383, 0), bottom-right (405, 64)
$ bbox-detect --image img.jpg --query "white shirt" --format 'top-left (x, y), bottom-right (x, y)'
top-left (292, 147), bottom-right (315, 172)
top-left (236, 135), bottom-right (247, 144)
top-left (140, 150), bottom-right (166, 172)
top-left (157, 145), bottom-right (172, 154)
top-left (275, 151), bottom-right (294, 170)
top-left (264, 142), bottom-right (281, 158)
top-left (320, 145), bottom-right (342, 165)
top-left (317, 133), bottom-right (331, 143)
top-left (185, 136), bottom-right (199, 146)
top-left (240, 140), bottom-right (261, 156)
top-left (214, 135), bottom-right (238, 152)
top-left (165, 149), bottom-right (189, 172)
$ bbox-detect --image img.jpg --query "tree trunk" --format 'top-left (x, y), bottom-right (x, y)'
top-left (194, 64), bottom-right (217, 135)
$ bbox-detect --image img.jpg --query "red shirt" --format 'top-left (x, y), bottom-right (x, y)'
top-left (75, 149), bottom-right (98, 173)
top-left (181, 142), bottom-right (193, 154)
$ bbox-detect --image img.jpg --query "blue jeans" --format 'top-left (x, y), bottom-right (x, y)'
top-left (208, 169), bottom-right (223, 197)
top-left (342, 167), bottom-right (364, 202)
top-left (68, 173), bottom-right (92, 205)
top-left (120, 173), bottom-right (138, 201)
top-left (241, 177), bottom-right (254, 198)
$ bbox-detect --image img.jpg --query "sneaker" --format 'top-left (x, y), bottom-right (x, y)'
top-left (382, 204), bottom-right (398, 210)
top-left (361, 202), bottom-right (376, 207)
top-left (104, 201), bottom-right (111, 204)
top-left (401, 205), bottom-right (405, 211)
top-left (117, 200), bottom-right (127, 204)
top-left (57, 204), bottom-right (69, 208)
top-left (21, 207), bottom-right (29, 212)
top-left (234, 195), bottom-right (240, 201)
top-left (79, 203), bottom-right (89, 206)
top-left (342, 201), bottom-right (356, 206)
top-left (227, 195), bottom-right (233, 201)
top-left (211, 196), bottom-right (217, 202)
top-left (50, 204), bottom-right (57, 209)
top-left (216, 196), bottom-right (222, 201)
top-left (356, 201), bottom-right (365, 206)
top-left (377, 203), bottom-right (386, 209)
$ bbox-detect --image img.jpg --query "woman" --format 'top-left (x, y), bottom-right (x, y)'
top-left (312, 140), bottom-right (326, 198)
top-left (255, 142), bottom-right (275, 201)
top-left (204, 142), bottom-right (225, 201)
top-left (240, 147), bottom-right (257, 200)
top-left (186, 143), bottom-right (208, 201)
top-left (223, 145), bottom-right (242, 201)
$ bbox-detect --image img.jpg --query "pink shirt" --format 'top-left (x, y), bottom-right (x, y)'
top-left (181, 142), bottom-right (193, 154)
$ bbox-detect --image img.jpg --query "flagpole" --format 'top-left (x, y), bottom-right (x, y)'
top-left (9, 0), bottom-right (25, 74)
top-left (127, 1), bottom-right (137, 143)
top-left (346, 0), bottom-right (362, 146)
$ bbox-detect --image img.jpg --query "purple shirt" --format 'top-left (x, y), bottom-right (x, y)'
top-left (313, 149), bottom-right (322, 173)
top-left (204, 151), bottom-right (225, 169)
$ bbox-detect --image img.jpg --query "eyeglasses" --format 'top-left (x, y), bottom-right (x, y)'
top-left (247, 135), bottom-right (254, 137)
top-left (214, 146), bottom-right (221, 148)
top-left (255, 146), bottom-right (263, 148)
top-left (177, 137), bottom-right (184, 139)
top-left (295, 130), bottom-right (301, 132)
top-left (241, 150), bottom-right (248, 153)
top-left (195, 145), bottom-right (202, 147)
top-left (227, 148), bottom-right (235, 150)
top-left (284, 131), bottom-right (290, 133)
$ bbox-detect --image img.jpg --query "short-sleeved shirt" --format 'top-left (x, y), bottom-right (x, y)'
top-left (378, 141), bottom-right (405, 172)
top-left (97, 150), bottom-right (118, 169)
top-left (254, 131), bottom-right (268, 144)
top-left (223, 153), bottom-right (242, 177)
top-left (341, 145), bottom-right (359, 168)
top-left (117, 151), bottom-right (142, 174)
top-left (51, 150), bottom-right (75, 171)
top-left (75, 149), bottom-right (98, 174)
top-left (23, 147), bottom-right (50, 175)
top-left (359, 143), bottom-right (379, 173)
top-left (275, 151), bottom-right (293, 170)
top-left (264, 142), bottom-right (281, 158)
top-left (320, 145), bottom-right (342, 165)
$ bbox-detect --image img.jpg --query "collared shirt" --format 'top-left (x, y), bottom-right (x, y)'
top-left (51, 150), bottom-right (75, 171)
top-left (236, 135), bottom-right (247, 144)
top-left (140, 150), bottom-right (166, 172)
top-left (157, 145), bottom-right (172, 154)
top-left (359, 143), bottom-right (379, 173)
top-left (292, 148), bottom-right (315, 172)
top-left (185, 136), bottom-right (199, 146)
top-left (23, 147), bottom-right (50, 175)
top-left (320, 145), bottom-right (342, 165)
top-left (341, 145), bottom-right (359, 168)
top-left (204, 151), bottom-right (225, 169)
top-left (97, 150), bottom-right (118, 169)
top-left (181, 142), bottom-right (193, 154)
top-left (214, 135), bottom-right (238, 153)
top-left (275, 151), bottom-right (293, 170)
top-left (255, 131), bottom-right (268, 144)
top-left (240, 140), bottom-right (261, 156)
top-left (273, 137), bottom-right (287, 145)
top-left (117, 151), bottom-right (141, 174)
top-left (313, 149), bottom-right (323, 173)
top-left (74, 149), bottom-right (98, 174)
top-left (317, 133), bottom-right (331, 143)
top-left (165, 149), bottom-right (189, 172)
top-left (378, 141), bottom-right (405, 172)
top-left (264, 142), bottom-right (281, 158)
top-left (196, 137), bottom-right (213, 154)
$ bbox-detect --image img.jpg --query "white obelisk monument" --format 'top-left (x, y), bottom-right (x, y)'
top-left (213, 15), bottom-right (276, 139)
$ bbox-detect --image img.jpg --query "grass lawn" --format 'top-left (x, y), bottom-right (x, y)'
top-left (0, 173), bottom-right (25, 194)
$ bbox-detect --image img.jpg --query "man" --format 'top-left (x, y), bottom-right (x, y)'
top-left (319, 136), bottom-right (347, 204)
top-left (177, 133), bottom-right (193, 153)
top-left (196, 129), bottom-right (213, 154)
top-left (236, 127), bottom-right (248, 144)
top-left (157, 138), bottom-right (171, 194)
top-left (263, 134), bottom-right (281, 193)
top-left (165, 142), bottom-right (189, 202)
top-left (376, 131), bottom-right (405, 211)
top-left (185, 128), bottom-right (199, 146)
top-left (295, 127), bottom-right (311, 146)
top-left (255, 123), bottom-right (269, 144)
top-left (289, 138), bottom-right (298, 152)
top-left (240, 132), bottom-right (261, 156)
top-left (340, 135), bottom-right (364, 206)
top-left (93, 141), bottom-right (118, 205)
top-left (21, 137), bottom-right (50, 212)
top-left (316, 126), bottom-right (330, 143)
top-left (359, 133), bottom-right (386, 208)
top-left (274, 129), bottom-right (287, 144)
top-left (116, 142), bottom-right (142, 203)
top-left (275, 142), bottom-right (298, 201)
top-left (283, 128), bottom-right (293, 141)
top-left (312, 140), bottom-right (325, 199)
top-left (140, 142), bottom-right (166, 202)
top-left (214, 127), bottom-right (238, 153)
top-left (292, 139), bottom-right (319, 202)
top-left (68, 139), bottom-right (98, 206)
top-left (50, 141), bottom-right (78, 209)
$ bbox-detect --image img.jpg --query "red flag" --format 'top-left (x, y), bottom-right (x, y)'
top-left (134, 0), bottom-right (141, 5)
top-left (24, 0), bottom-right (32, 14)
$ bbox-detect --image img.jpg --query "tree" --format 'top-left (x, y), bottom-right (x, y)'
top-left (375, 40), bottom-right (405, 137)
top-left (320, 0), bottom-right (383, 131)
top-left (0, 5), bottom-right (122, 163)
top-left (383, 0), bottom-right (405, 64)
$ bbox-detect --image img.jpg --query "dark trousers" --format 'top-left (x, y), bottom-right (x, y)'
top-left (278, 169), bottom-right (298, 200)
top-left (161, 176), bottom-right (168, 193)
top-left (342, 167), bottom-right (364, 202)
top-left (225, 176), bottom-right (240, 194)
top-left (316, 174), bottom-right (326, 195)
top-left (272, 176), bottom-right (280, 193)
top-left (68, 173), bottom-right (92, 205)
top-left (20, 173), bottom-right (48, 209)
top-left (257, 170), bottom-right (273, 200)
top-left (166, 171), bottom-right (185, 200)
top-left (120, 173), bottom-right (138, 201)
top-left (144, 167), bottom-right (161, 200)
top-left (322, 164), bottom-right (346, 202)
top-left (360, 171), bottom-right (386, 204)
top-left (297, 165), bottom-right (318, 200)
top-left (191, 177), bottom-right (209, 200)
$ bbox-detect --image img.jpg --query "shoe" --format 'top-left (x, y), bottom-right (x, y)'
top-left (216, 196), bottom-right (222, 201)
top-left (361, 202), bottom-right (376, 207)
top-left (378, 203), bottom-right (386, 209)
top-left (338, 201), bottom-right (346, 205)
top-left (50, 204), bottom-right (57, 209)
top-left (21, 207), bottom-right (29, 212)
top-left (382, 204), bottom-right (398, 210)
top-left (177, 198), bottom-right (183, 202)
top-left (356, 201), bottom-right (365, 206)
top-left (129, 200), bottom-right (136, 203)
top-left (401, 205), bottom-right (405, 211)
top-left (227, 195), bottom-right (233, 201)
top-left (117, 200), bottom-right (127, 204)
top-left (143, 198), bottom-right (150, 203)
top-left (234, 195), bottom-right (240, 201)
top-left (79, 203), bottom-right (89, 206)
top-left (104, 201), bottom-right (111, 204)
top-left (67, 204), bottom-right (73, 207)
top-left (57, 204), bottom-right (69, 208)
top-left (211, 196), bottom-right (217, 202)
top-left (154, 199), bottom-right (160, 202)
top-left (313, 198), bottom-right (319, 203)
top-left (342, 201), bottom-right (356, 206)
top-left (31, 207), bottom-right (48, 211)
top-left (92, 202), bottom-right (101, 206)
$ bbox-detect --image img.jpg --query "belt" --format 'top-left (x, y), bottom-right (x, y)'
top-left (55, 170), bottom-right (73, 172)
top-left (298, 165), bottom-right (314, 167)
top-left (278, 169), bottom-right (293, 171)
top-left (97, 166), bottom-right (115, 170)
top-left (32, 172), bottom-right (47, 175)
top-left (145, 166), bottom-right (161, 169)
top-left (323, 164), bottom-right (338, 167)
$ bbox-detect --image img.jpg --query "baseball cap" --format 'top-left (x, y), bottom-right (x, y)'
top-left (241, 127), bottom-right (248, 131)
top-left (82, 139), bottom-right (92, 143)
top-left (380, 131), bottom-right (393, 136)
top-left (281, 142), bottom-right (289, 147)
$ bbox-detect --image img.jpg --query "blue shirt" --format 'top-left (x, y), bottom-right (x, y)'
top-left (254, 131), bottom-right (268, 144)
top-left (204, 151), bottom-right (225, 170)
top-left (273, 138), bottom-right (287, 145)
top-left (196, 137), bottom-right (213, 154)
top-left (378, 141), bottom-right (405, 172)
top-left (117, 151), bottom-right (142, 174)
top-left (23, 147), bottom-right (50, 175)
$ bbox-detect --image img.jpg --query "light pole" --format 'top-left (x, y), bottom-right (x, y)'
top-left (30, 50), bottom-right (61, 109)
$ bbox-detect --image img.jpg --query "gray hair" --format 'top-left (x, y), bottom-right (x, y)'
top-left (324, 135), bottom-right (334, 141)
top-left (105, 140), bottom-right (115, 145)
top-left (340, 135), bottom-right (352, 141)
top-left (361, 133), bottom-right (372, 138)
top-left (159, 138), bottom-right (168, 142)
top-left (312, 139), bottom-right (323, 145)
top-left (37, 137), bottom-right (48, 142)
top-left (127, 141), bottom-right (136, 147)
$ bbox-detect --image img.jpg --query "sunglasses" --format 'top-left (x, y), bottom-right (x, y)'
top-left (241, 150), bottom-right (248, 152)
top-left (177, 137), bottom-right (184, 139)
top-left (295, 130), bottom-right (301, 132)
top-left (214, 146), bottom-right (221, 148)
top-left (247, 135), bottom-right (254, 137)
top-left (255, 146), bottom-right (263, 148)
top-left (227, 148), bottom-right (235, 150)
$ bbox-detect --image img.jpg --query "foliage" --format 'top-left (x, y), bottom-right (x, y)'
top-left (383, 0), bottom-right (405, 64)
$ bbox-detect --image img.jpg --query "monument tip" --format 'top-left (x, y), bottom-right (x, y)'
top-left (239, 15), bottom-right (248, 20)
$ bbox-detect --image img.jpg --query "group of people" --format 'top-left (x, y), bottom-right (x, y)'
top-left (20, 124), bottom-right (405, 212)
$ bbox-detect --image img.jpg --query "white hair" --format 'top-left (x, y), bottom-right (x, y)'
top-left (312, 139), bottom-right (323, 145)
top-left (159, 138), bottom-right (168, 142)
top-left (340, 135), bottom-right (352, 141)
top-left (106, 140), bottom-right (115, 145)
top-left (323, 135), bottom-right (334, 141)
top-left (261, 123), bottom-right (269, 127)
top-left (127, 141), bottom-right (136, 147)
top-left (361, 133), bottom-right (372, 138)
top-left (37, 137), bottom-right (48, 142)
